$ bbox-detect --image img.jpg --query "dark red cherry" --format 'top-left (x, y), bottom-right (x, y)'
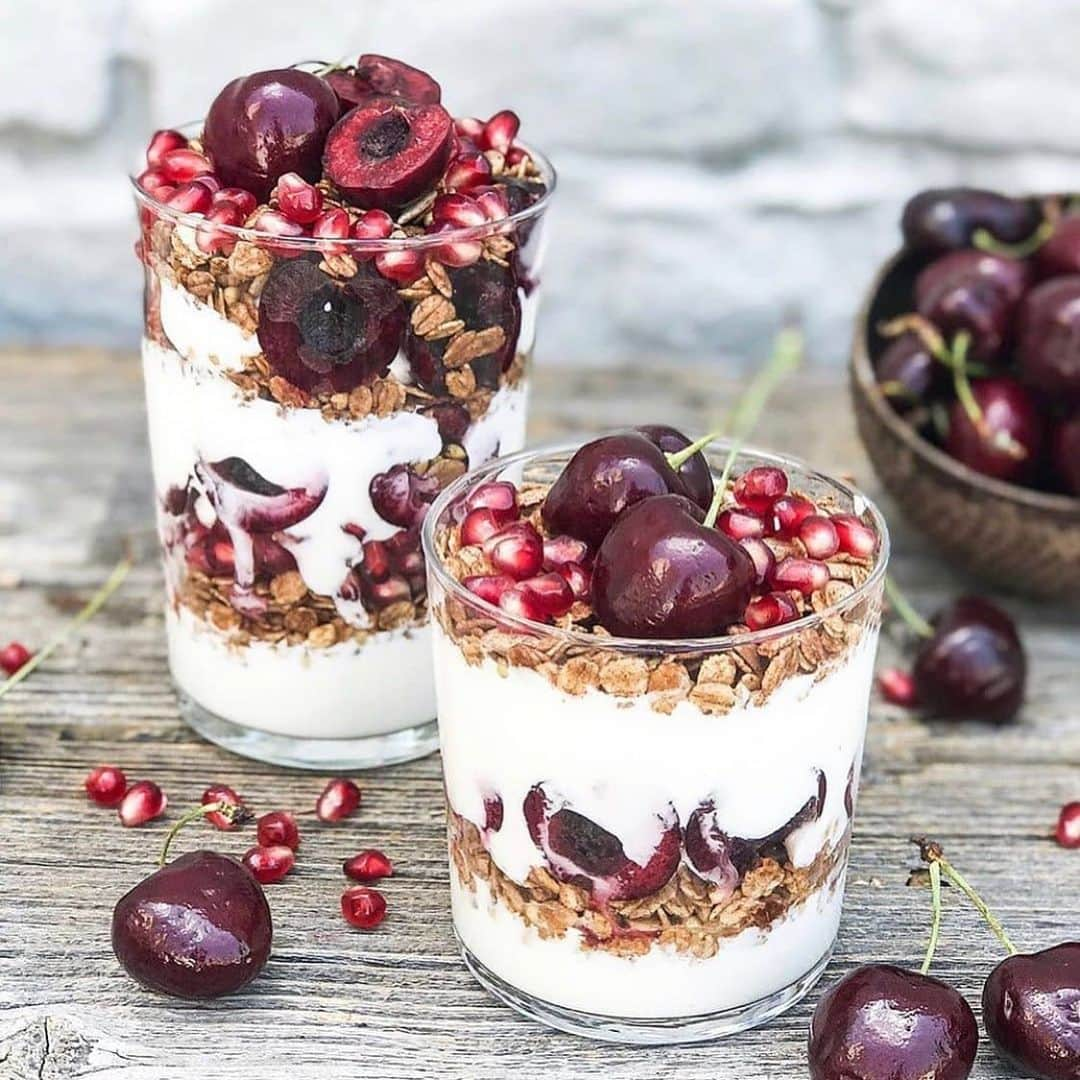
top-left (591, 494), bottom-right (755, 639)
top-left (325, 55), bottom-right (441, 113)
top-left (983, 942), bottom-right (1080, 1080)
top-left (1016, 276), bottom-right (1080, 399)
top-left (635, 424), bottom-right (715, 509)
top-left (112, 850), bottom-right (271, 999)
top-left (944, 377), bottom-right (1044, 483)
top-left (369, 464), bottom-right (440, 529)
top-left (541, 433), bottom-right (688, 548)
top-left (901, 187), bottom-right (1040, 254)
top-left (875, 333), bottom-right (942, 412)
top-left (257, 258), bottom-right (406, 393)
top-left (203, 69), bottom-right (338, 200)
top-left (197, 457), bottom-right (327, 533)
top-left (1036, 215), bottom-right (1080, 278)
top-left (809, 964), bottom-right (978, 1080)
top-left (912, 596), bottom-right (1026, 724)
top-left (1050, 411), bottom-right (1080, 494)
top-left (322, 97), bottom-right (454, 212)
top-left (523, 783), bottom-right (681, 903)
top-left (915, 250), bottom-right (1029, 363)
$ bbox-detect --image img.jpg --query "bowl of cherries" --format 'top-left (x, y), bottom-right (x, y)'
top-left (851, 187), bottom-right (1080, 600)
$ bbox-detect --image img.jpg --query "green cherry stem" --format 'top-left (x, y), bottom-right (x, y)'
top-left (950, 331), bottom-right (1027, 461)
top-left (884, 576), bottom-right (934, 639)
top-left (920, 859), bottom-right (943, 975)
top-left (158, 801), bottom-right (248, 868)
top-left (972, 219), bottom-right (1055, 260)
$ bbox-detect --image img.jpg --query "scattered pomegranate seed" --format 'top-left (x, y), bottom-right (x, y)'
top-left (257, 810), bottom-right (300, 850)
top-left (557, 561), bottom-right (592, 600)
top-left (443, 152), bottom-right (492, 192)
top-left (0, 641), bottom-right (32, 676)
top-left (773, 495), bottom-right (817, 537)
top-left (799, 515), bottom-right (840, 559)
top-left (432, 192), bottom-right (486, 229)
top-left (454, 116), bottom-right (485, 142)
top-left (483, 110), bottom-right (520, 154)
top-left (429, 223), bottom-right (483, 267)
top-left (243, 844), bottom-right (296, 884)
top-left (353, 208), bottom-right (395, 242)
top-left (484, 522), bottom-right (544, 580)
top-left (744, 592), bottom-right (800, 631)
top-left (505, 146), bottom-right (529, 167)
top-left (343, 849), bottom-right (394, 882)
top-left (474, 187), bottom-right (510, 222)
top-left (832, 513), bottom-right (879, 559)
top-left (84, 765), bottom-right (128, 807)
top-left (464, 574), bottom-right (516, 606)
top-left (213, 187), bottom-right (257, 218)
top-left (716, 507), bottom-right (767, 541)
top-left (734, 467), bottom-right (788, 515)
top-left (316, 778), bottom-right (362, 823)
top-left (374, 246), bottom-right (424, 284)
top-left (770, 556), bottom-right (830, 595)
top-left (543, 535), bottom-right (590, 569)
top-left (522, 572), bottom-right (574, 617)
top-left (465, 481), bottom-right (519, 524)
top-left (160, 147), bottom-right (212, 184)
top-left (274, 172), bottom-right (323, 224)
top-left (499, 584), bottom-right (550, 623)
top-left (1055, 802), bottom-right (1080, 849)
top-left (136, 168), bottom-right (174, 199)
top-left (146, 129), bottom-right (187, 169)
top-left (201, 784), bottom-right (243, 830)
top-left (164, 181), bottom-right (213, 215)
top-left (878, 667), bottom-right (919, 707)
top-left (311, 207), bottom-right (351, 255)
top-left (341, 886), bottom-right (387, 929)
top-left (461, 507), bottom-right (505, 547)
top-left (739, 538), bottom-right (776, 587)
top-left (118, 780), bottom-right (167, 827)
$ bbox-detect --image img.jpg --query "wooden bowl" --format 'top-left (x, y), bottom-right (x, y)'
top-left (850, 247), bottom-right (1080, 601)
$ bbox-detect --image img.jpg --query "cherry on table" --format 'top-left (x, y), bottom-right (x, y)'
top-left (901, 187), bottom-right (1040, 253)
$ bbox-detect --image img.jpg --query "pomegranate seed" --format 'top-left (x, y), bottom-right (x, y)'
top-left (716, 507), bottom-right (767, 541)
top-left (506, 146), bottom-right (529, 167)
top-left (0, 641), bottom-right (32, 676)
top-left (474, 187), bottom-right (510, 222)
top-left (201, 783), bottom-right (243, 831)
top-left (160, 147), bottom-right (212, 184)
top-left (739, 538), bottom-right (776, 587)
top-left (773, 495), bottom-right (817, 537)
top-left (353, 209), bottom-right (395, 242)
top-left (799, 515), bottom-right (840, 559)
top-left (483, 110), bottom-right (520, 154)
top-left (257, 810), bottom-right (300, 850)
top-left (136, 168), bottom-right (174, 199)
top-left (273, 172), bottom-right (323, 224)
top-left (312, 207), bottom-right (351, 255)
top-left (84, 765), bottom-right (127, 807)
top-left (118, 780), bottom-right (167, 827)
top-left (464, 573), bottom-right (516, 606)
top-left (212, 187), bottom-right (257, 218)
top-left (1055, 802), bottom-right (1080, 849)
top-left (375, 246), bottom-right (424, 284)
top-left (461, 507), bottom-right (505, 546)
top-left (316, 778), bottom-right (361, 822)
top-left (146, 129), bottom-right (187, 169)
top-left (465, 481), bottom-right (519, 523)
top-left (192, 174), bottom-right (221, 194)
top-left (243, 844), bottom-right (295, 884)
top-left (454, 117), bottom-right (485, 142)
top-left (744, 592), bottom-right (799, 630)
top-left (432, 192), bottom-right (486, 229)
top-left (343, 849), bottom-right (394, 882)
top-left (832, 513), bottom-right (878, 559)
top-left (250, 209), bottom-right (307, 257)
top-left (443, 152), bottom-right (492, 192)
top-left (341, 886), bottom-right (387, 929)
top-left (733, 467), bottom-right (788, 515)
top-left (770, 556), bottom-right (829, 595)
top-left (878, 667), bottom-right (919, 707)
top-left (543, 535), bottom-right (590, 569)
top-left (195, 204), bottom-right (242, 255)
top-left (522, 572), bottom-right (574, 617)
top-left (484, 522), bottom-right (544, 580)
top-left (557, 561), bottom-right (592, 600)
top-left (429, 223), bottom-right (482, 267)
top-left (164, 181), bottom-right (213, 215)
top-left (499, 584), bottom-right (550, 624)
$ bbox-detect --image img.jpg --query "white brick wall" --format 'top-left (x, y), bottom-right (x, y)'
top-left (4, 0), bottom-right (1080, 366)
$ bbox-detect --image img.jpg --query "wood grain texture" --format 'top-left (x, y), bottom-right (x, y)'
top-left (1, 349), bottom-right (1077, 1080)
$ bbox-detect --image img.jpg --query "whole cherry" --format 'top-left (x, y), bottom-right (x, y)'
top-left (635, 424), bottom-right (715, 510)
top-left (1016, 276), bottom-right (1080, 400)
top-left (901, 188), bottom-right (1041, 254)
top-left (1050, 412), bottom-right (1080, 494)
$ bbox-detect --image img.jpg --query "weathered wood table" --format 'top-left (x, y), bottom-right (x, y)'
top-left (1, 349), bottom-right (1076, 1079)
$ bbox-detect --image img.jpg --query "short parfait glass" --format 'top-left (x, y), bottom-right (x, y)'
top-left (422, 443), bottom-right (889, 1043)
top-left (132, 133), bottom-right (554, 769)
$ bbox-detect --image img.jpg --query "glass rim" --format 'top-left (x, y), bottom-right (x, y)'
top-left (421, 439), bottom-right (891, 654)
top-left (130, 122), bottom-right (556, 253)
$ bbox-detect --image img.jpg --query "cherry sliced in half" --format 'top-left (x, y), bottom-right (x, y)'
top-left (198, 456), bottom-right (327, 534)
top-left (327, 54), bottom-right (441, 113)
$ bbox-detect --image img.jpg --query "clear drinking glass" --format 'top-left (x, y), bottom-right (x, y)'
top-left (132, 140), bottom-right (554, 769)
top-left (422, 444), bottom-right (888, 1043)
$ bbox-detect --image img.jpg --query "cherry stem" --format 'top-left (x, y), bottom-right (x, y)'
top-left (950, 331), bottom-right (1027, 461)
top-left (158, 801), bottom-right (246, 868)
top-left (0, 554), bottom-right (133, 701)
top-left (921, 859), bottom-right (943, 975)
top-left (914, 837), bottom-right (1018, 956)
top-left (973, 218), bottom-right (1055, 260)
top-left (884, 576), bottom-right (934, 639)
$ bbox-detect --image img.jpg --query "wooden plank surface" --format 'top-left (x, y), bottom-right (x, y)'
top-left (1, 349), bottom-right (1077, 1079)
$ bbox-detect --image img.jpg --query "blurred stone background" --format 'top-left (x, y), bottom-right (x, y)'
top-left (3, 0), bottom-right (1079, 368)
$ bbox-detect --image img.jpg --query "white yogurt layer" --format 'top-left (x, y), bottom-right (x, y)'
top-left (434, 625), bottom-right (878, 1017)
top-left (159, 277), bottom-right (261, 371)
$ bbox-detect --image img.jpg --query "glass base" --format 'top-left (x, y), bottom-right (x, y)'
top-left (177, 688), bottom-right (439, 770)
top-left (460, 939), bottom-right (833, 1045)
